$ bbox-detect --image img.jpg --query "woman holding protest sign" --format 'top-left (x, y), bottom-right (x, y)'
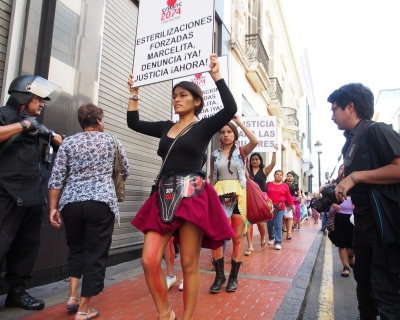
top-left (127, 54), bottom-right (236, 320)
top-left (208, 115), bottom-right (258, 293)
top-left (244, 146), bottom-right (278, 255)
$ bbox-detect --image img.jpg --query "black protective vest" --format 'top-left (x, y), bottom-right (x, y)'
top-left (0, 97), bottom-right (47, 207)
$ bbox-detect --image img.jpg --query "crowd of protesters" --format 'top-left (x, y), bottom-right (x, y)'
top-left (2, 54), bottom-right (399, 320)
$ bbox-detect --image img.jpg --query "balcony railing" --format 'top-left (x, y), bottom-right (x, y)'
top-left (283, 107), bottom-right (299, 126)
top-left (269, 77), bottom-right (283, 105)
top-left (245, 34), bottom-right (269, 75)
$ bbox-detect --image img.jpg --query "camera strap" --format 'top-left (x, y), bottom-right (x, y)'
top-left (328, 154), bottom-right (342, 180)
top-left (343, 119), bottom-right (373, 168)
top-left (329, 119), bottom-right (372, 180)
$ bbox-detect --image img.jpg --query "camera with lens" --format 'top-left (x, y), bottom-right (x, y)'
top-left (310, 184), bottom-right (342, 213)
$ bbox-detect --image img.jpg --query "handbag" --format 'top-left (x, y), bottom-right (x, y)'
top-left (239, 147), bottom-right (273, 224)
top-left (111, 135), bottom-right (125, 202)
top-left (283, 204), bottom-right (293, 219)
top-left (150, 121), bottom-right (197, 196)
top-left (326, 211), bottom-right (335, 233)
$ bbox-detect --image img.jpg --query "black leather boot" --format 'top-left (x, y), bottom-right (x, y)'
top-left (226, 259), bottom-right (242, 292)
top-left (4, 282), bottom-right (45, 310)
top-left (209, 258), bottom-right (226, 293)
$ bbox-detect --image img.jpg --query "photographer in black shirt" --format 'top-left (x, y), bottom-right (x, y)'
top-left (328, 83), bottom-right (400, 320)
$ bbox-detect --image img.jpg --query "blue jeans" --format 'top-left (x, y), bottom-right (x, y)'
top-left (321, 212), bottom-right (327, 229)
top-left (273, 210), bottom-right (285, 244)
top-left (266, 220), bottom-right (274, 240)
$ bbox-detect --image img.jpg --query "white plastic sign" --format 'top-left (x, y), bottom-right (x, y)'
top-left (132, 0), bottom-right (215, 87)
top-left (171, 55), bottom-right (229, 121)
top-left (237, 116), bottom-right (277, 152)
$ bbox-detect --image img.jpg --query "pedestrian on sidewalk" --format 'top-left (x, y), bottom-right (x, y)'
top-left (327, 197), bottom-right (355, 277)
top-left (329, 82), bottom-right (400, 319)
top-left (48, 104), bottom-right (130, 320)
top-left (327, 164), bottom-right (355, 277)
top-left (305, 191), bottom-right (312, 217)
top-left (127, 54), bottom-right (236, 320)
top-left (164, 237), bottom-right (178, 291)
top-left (266, 171), bottom-right (295, 250)
top-left (284, 172), bottom-right (300, 232)
top-left (245, 146), bottom-right (278, 255)
top-left (209, 114), bottom-right (258, 293)
top-left (300, 190), bottom-right (307, 221)
top-left (310, 193), bottom-right (321, 224)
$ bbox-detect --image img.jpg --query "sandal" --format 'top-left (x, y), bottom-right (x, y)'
top-left (261, 242), bottom-right (267, 251)
top-left (286, 234), bottom-right (292, 240)
top-left (244, 249), bottom-right (253, 256)
top-left (341, 266), bottom-right (350, 277)
top-left (76, 308), bottom-right (100, 320)
top-left (348, 255), bottom-right (355, 269)
top-left (157, 307), bottom-right (177, 320)
top-left (66, 296), bottom-right (79, 312)
top-left (282, 229), bottom-right (287, 233)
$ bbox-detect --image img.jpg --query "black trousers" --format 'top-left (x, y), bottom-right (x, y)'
top-left (0, 191), bottom-right (43, 286)
top-left (62, 201), bottom-right (115, 297)
top-left (353, 226), bottom-right (400, 320)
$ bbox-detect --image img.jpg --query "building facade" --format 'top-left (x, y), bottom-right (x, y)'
top-left (298, 50), bottom-right (316, 193)
top-left (0, 0), bottom-right (304, 290)
top-left (230, 0), bottom-right (304, 182)
top-left (373, 88), bottom-right (400, 132)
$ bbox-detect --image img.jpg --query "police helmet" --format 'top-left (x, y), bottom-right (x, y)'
top-left (8, 75), bottom-right (61, 106)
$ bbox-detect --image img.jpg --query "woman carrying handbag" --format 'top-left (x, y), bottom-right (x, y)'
top-left (48, 104), bottom-right (130, 320)
top-left (245, 146), bottom-right (278, 255)
top-left (208, 115), bottom-right (258, 293)
top-left (127, 54), bottom-right (237, 320)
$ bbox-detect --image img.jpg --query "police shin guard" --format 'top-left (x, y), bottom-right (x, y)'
top-left (226, 259), bottom-right (243, 292)
top-left (210, 258), bottom-right (226, 293)
top-left (5, 282), bottom-right (45, 310)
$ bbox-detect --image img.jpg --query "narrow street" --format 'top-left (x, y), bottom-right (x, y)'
top-left (1, 219), bottom-right (322, 320)
top-left (301, 233), bottom-right (360, 320)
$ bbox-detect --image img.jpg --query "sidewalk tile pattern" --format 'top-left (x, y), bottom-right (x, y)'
top-left (18, 219), bottom-right (320, 319)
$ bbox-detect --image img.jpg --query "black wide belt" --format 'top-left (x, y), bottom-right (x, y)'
top-left (158, 173), bottom-right (205, 223)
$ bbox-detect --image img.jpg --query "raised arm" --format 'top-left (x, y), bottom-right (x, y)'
top-left (201, 55), bottom-right (237, 136)
top-left (126, 74), bottom-right (169, 138)
top-left (232, 114), bottom-right (257, 158)
top-left (263, 144), bottom-right (278, 176)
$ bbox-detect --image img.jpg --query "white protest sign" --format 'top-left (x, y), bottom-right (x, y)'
top-left (237, 116), bottom-right (277, 152)
top-left (132, 0), bottom-right (215, 87)
top-left (171, 55), bottom-right (229, 121)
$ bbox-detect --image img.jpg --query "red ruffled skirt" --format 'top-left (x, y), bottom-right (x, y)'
top-left (131, 182), bottom-right (235, 249)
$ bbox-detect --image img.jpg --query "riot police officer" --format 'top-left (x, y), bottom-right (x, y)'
top-left (0, 75), bottom-right (63, 310)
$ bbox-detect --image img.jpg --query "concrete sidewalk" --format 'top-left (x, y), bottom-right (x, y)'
top-left (0, 218), bottom-right (323, 320)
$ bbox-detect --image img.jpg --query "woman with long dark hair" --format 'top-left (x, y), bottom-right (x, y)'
top-left (245, 146), bottom-right (278, 254)
top-left (127, 54), bottom-right (237, 320)
top-left (209, 115), bottom-right (258, 293)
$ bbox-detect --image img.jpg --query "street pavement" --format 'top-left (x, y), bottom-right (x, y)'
top-left (301, 233), bottom-right (362, 320)
top-left (0, 219), bottom-right (323, 320)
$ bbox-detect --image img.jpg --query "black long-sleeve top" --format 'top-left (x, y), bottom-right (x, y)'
top-left (127, 79), bottom-right (237, 175)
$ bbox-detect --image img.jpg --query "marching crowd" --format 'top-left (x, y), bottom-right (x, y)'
top-left (1, 54), bottom-right (399, 320)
